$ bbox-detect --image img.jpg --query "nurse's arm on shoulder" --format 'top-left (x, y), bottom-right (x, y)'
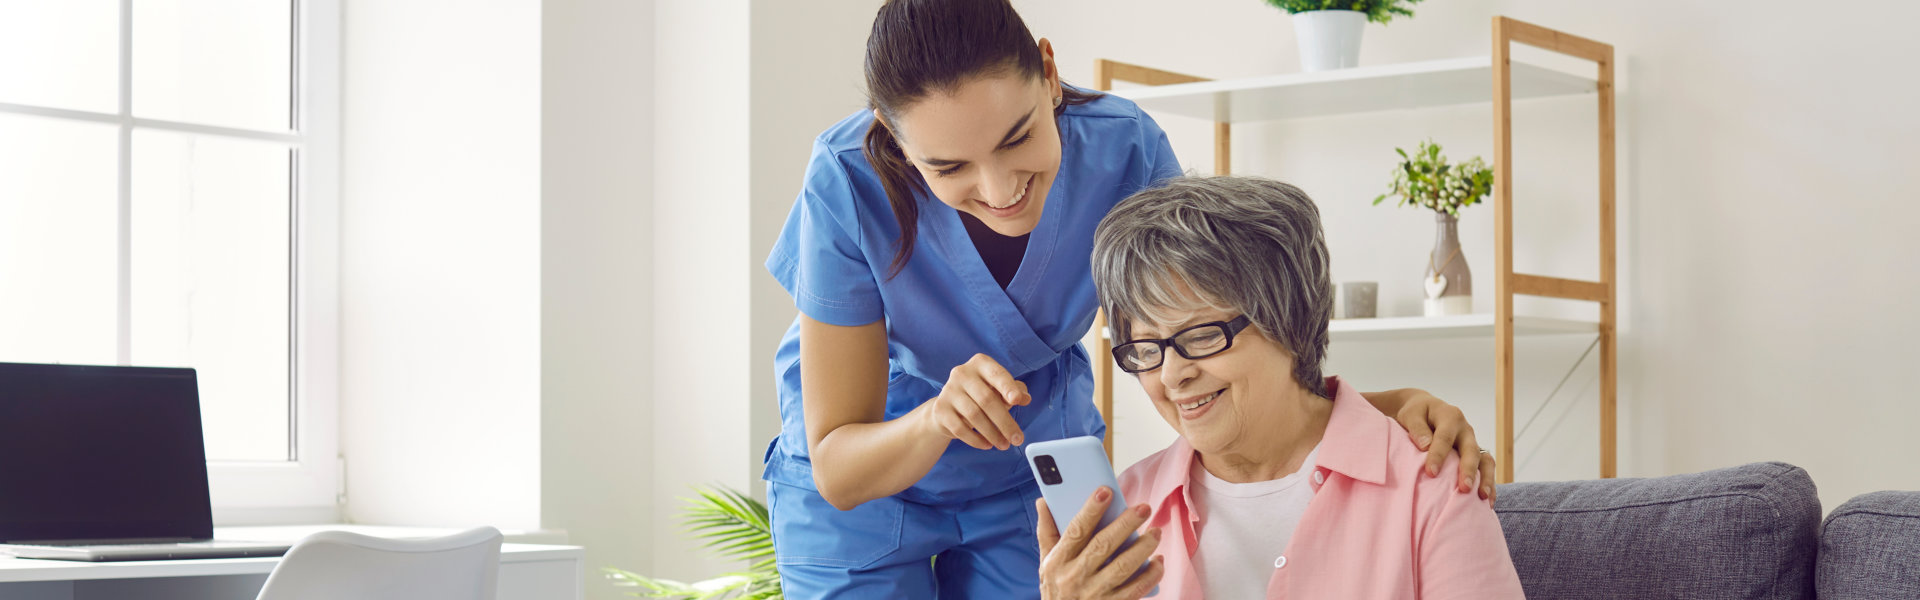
top-left (1362, 388), bottom-right (1499, 502)
top-left (800, 315), bottom-right (1030, 510)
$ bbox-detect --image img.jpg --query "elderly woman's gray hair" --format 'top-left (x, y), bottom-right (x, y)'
top-left (1091, 175), bottom-right (1334, 399)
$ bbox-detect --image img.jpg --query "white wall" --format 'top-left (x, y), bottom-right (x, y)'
top-left (1021, 0), bottom-right (1920, 510)
top-left (340, 0), bottom-right (543, 529)
top-left (344, 4), bottom-right (657, 598)
top-left (648, 0), bottom-right (758, 584)
top-left (542, 1), bottom-right (655, 598)
top-left (625, 0), bottom-right (877, 583)
top-left (339, 0), bottom-right (773, 589)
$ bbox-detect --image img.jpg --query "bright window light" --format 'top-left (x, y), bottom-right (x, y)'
top-left (0, 0), bottom-right (338, 514)
top-left (0, 114), bottom-right (120, 366)
top-left (0, 1), bottom-right (119, 113)
top-left (132, 130), bottom-right (292, 462)
top-left (133, 0), bottom-right (293, 132)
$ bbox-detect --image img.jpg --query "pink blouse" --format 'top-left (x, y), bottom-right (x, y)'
top-left (1117, 377), bottom-right (1526, 599)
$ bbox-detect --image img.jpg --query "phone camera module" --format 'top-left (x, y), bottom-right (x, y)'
top-left (1034, 454), bottom-right (1063, 485)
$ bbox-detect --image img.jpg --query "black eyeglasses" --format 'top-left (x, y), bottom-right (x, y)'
top-left (1110, 316), bottom-right (1253, 373)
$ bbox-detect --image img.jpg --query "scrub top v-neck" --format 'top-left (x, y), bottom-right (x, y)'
top-left (765, 90), bottom-right (1182, 505)
top-left (958, 212), bottom-right (1028, 290)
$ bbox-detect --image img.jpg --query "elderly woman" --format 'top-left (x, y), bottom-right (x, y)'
top-left (1036, 176), bottom-right (1524, 599)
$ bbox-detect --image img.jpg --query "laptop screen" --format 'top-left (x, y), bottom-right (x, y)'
top-left (0, 362), bottom-right (213, 543)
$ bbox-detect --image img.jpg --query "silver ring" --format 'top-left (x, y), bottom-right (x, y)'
top-left (1478, 449), bottom-right (1491, 454)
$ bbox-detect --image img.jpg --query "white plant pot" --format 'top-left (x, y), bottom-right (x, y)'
top-left (1292, 10), bottom-right (1366, 72)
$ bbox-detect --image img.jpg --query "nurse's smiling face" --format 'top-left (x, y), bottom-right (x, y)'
top-left (884, 43), bottom-right (1063, 237)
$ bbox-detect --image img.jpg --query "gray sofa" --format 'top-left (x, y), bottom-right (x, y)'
top-left (1494, 462), bottom-right (1920, 599)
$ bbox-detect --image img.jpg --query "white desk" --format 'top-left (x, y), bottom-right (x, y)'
top-left (0, 525), bottom-right (583, 600)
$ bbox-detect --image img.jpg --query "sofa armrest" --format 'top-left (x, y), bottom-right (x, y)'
top-left (1817, 490), bottom-right (1920, 599)
top-left (1494, 462), bottom-right (1820, 600)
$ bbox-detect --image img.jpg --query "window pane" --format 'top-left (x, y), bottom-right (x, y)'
top-left (132, 130), bottom-right (291, 462)
top-left (133, 0), bottom-right (292, 131)
top-left (0, 114), bottom-right (119, 365)
top-left (0, 0), bottom-right (119, 112)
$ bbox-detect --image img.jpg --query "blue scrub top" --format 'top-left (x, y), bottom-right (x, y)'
top-left (765, 91), bottom-right (1182, 506)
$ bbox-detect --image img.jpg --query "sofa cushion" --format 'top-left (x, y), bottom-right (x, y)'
top-left (1492, 462), bottom-right (1820, 600)
top-left (1816, 490), bottom-right (1920, 599)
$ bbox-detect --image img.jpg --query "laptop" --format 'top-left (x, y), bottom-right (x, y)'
top-left (0, 362), bottom-right (290, 561)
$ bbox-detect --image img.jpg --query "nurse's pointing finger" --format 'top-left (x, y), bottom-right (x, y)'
top-left (1006, 380), bottom-right (1031, 407)
top-left (970, 354), bottom-right (1029, 406)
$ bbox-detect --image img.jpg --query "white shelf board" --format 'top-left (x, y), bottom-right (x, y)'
top-left (1109, 56), bottom-right (1596, 123)
top-left (1329, 314), bottom-right (1595, 342)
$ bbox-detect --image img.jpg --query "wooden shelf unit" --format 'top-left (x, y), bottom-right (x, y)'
top-left (1089, 17), bottom-right (1617, 484)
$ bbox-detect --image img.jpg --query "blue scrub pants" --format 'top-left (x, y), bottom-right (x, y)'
top-left (769, 480), bottom-right (1044, 599)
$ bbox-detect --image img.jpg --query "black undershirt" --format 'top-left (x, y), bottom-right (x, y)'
top-left (958, 211), bottom-right (1030, 289)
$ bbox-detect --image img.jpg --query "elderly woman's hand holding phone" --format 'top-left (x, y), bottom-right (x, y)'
top-left (1027, 436), bottom-right (1163, 599)
top-left (1035, 488), bottom-right (1164, 600)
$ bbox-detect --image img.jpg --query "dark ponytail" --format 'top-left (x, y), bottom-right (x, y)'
top-left (862, 117), bottom-right (924, 279)
top-left (863, 0), bottom-right (1102, 278)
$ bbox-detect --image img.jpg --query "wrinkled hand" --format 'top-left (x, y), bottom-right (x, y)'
top-left (1036, 488), bottom-right (1163, 600)
top-left (1395, 391), bottom-right (1498, 502)
top-left (925, 354), bottom-right (1030, 450)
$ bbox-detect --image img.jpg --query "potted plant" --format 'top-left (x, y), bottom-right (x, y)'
top-left (1263, 0), bottom-right (1424, 71)
top-left (1374, 139), bottom-right (1493, 316)
top-left (605, 486), bottom-right (781, 599)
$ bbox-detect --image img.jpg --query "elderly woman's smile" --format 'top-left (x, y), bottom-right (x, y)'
top-left (1171, 388), bottom-right (1222, 415)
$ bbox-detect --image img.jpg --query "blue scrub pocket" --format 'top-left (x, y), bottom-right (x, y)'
top-left (1017, 482), bottom-right (1045, 559)
top-left (769, 481), bottom-right (905, 569)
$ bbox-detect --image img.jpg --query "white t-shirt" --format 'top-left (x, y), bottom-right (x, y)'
top-left (1190, 444), bottom-right (1321, 600)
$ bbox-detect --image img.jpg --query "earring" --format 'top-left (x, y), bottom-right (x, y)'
top-left (1053, 96), bottom-right (1062, 107)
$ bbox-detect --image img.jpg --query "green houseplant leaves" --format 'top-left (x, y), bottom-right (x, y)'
top-left (605, 486), bottom-right (782, 600)
top-left (1374, 139), bottom-right (1493, 217)
top-left (1261, 0), bottom-right (1424, 24)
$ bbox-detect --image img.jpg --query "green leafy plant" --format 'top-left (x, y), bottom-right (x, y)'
top-left (1262, 0), bottom-right (1424, 24)
top-left (1374, 139), bottom-right (1494, 217)
top-left (605, 486), bottom-right (781, 600)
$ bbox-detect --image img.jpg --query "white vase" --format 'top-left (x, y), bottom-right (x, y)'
top-left (1292, 10), bottom-right (1365, 72)
top-left (1421, 212), bottom-right (1473, 317)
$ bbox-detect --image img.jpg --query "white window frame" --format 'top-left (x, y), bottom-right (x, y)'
top-left (0, 0), bottom-right (341, 523)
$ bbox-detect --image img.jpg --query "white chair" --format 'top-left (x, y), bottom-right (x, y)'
top-left (253, 527), bottom-right (504, 600)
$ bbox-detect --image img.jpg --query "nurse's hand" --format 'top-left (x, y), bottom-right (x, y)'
top-left (1036, 488), bottom-right (1163, 600)
top-left (1381, 388), bottom-right (1499, 502)
top-left (925, 354), bottom-right (1031, 450)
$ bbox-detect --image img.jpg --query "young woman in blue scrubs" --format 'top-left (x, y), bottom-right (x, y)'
top-left (764, 1), bottom-right (1500, 597)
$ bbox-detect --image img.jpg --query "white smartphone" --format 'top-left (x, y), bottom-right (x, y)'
top-left (1026, 436), bottom-right (1156, 595)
